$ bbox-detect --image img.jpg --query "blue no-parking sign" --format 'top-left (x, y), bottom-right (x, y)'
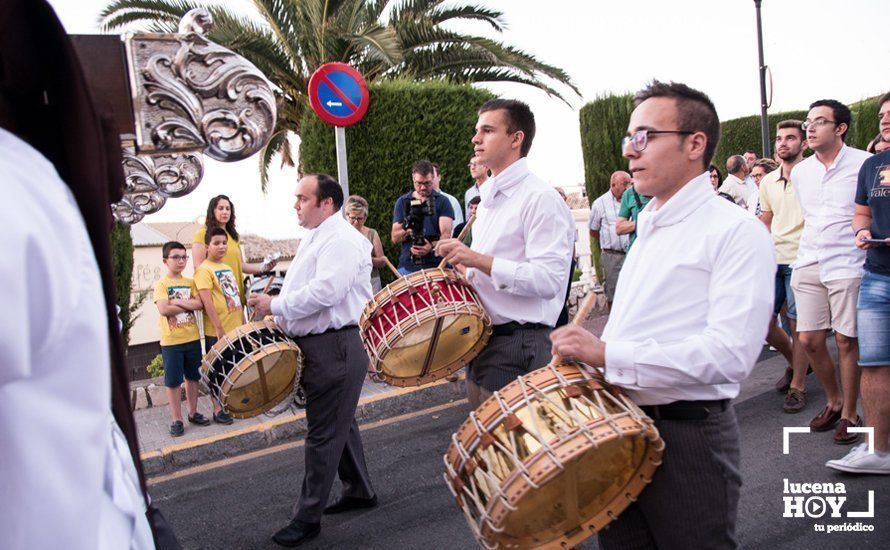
top-left (308, 63), bottom-right (370, 127)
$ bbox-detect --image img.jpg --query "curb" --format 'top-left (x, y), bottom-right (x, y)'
top-left (141, 376), bottom-right (468, 476)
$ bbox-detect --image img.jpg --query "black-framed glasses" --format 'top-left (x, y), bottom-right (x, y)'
top-left (801, 118), bottom-right (837, 131)
top-left (165, 255), bottom-right (188, 261)
top-left (622, 129), bottom-right (694, 152)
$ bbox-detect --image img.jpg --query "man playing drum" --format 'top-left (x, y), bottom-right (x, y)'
top-left (550, 81), bottom-right (775, 549)
top-left (436, 98), bottom-right (575, 408)
top-left (248, 173), bottom-right (377, 547)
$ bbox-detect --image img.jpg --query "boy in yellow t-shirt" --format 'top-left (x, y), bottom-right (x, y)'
top-left (194, 227), bottom-right (242, 425)
top-left (154, 241), bottom-right (208, 437)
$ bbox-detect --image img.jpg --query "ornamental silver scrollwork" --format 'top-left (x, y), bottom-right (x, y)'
top-left (125, 9), bottom-right (277, 162)
top-left (111, 142), bottom-right (203, 223)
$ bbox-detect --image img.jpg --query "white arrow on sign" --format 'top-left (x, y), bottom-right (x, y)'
top-left (326, 100), bottom-right (343, 108)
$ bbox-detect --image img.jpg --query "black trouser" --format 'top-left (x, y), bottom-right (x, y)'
top-left (292, 327), bottom-right (374, 524)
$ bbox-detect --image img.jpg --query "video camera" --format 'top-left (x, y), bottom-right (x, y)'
top-left (401, 197), bottom-right (437, 265)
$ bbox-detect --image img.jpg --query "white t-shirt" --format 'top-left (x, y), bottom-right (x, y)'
top-left (0, 128), bottom-right (152, 548)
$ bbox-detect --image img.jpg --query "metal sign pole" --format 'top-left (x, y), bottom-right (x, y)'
top-left (335, 125), bottom-right (349, 211)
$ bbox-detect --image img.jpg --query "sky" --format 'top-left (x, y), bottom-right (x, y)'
top-left (47, 0), bottom-right (889, 238)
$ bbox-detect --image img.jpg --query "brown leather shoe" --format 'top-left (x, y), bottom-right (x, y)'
top-left (809, 405), bottom-right (842, 432)
top-left (783, 388), bottom-right (806, 414)
top-left (834, 416), bottom-right (862, 445)
top-left (775, 367), bottom-right (793, 393)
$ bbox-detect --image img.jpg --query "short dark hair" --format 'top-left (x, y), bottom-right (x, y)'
top-left (878, 91), bottom-right (890, 111)
top-left (412, 159), bottom-right (435, 177)
top-left (479, 98), bottom-right (536, 157)
top-left (776, 119), bottom-right (805, 140)
top-left (468, 195), bottom-right (481, 206)
top-left (162, 241), bottom-right (186, 258)
top-left (308, 173), bottom-right (344, 209)
top-left (205, 226), bottom-right (228, 245)
top-left (633, 80), bottom-right (721, 169)
top-left (744, 149), bottom-right (757, 156)
top-left (809, 99), bottom-right (852, 141)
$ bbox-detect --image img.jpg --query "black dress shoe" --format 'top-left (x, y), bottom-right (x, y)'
top-left (271, 519), bottom-right (320, 547)
top-left (323, 494), bottom-right (378, 515)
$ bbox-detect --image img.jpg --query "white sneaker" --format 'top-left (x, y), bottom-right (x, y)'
top-left (826, 443), bottom-right (890, 474)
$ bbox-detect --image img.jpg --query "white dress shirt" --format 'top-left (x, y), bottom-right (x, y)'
top-left (272, 213), bottom-right (373, 337)
top-left (1, 128), bottom-right (152, 548)
top-left (718, 174), bottom-right (749, 208)
top-left (602, 173), bottom-right (775, 406)
top-left (440, 189), bottom-right (464, 226)
top-left (791, 144), bottom-right (871, 281)
top-left (468, 158), bottom-right (575, 326)
top-left (588, 190), bottom-right (629, 252)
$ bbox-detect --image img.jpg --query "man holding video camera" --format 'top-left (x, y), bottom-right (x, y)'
top-left (391, 160), bottom-right (455, 275)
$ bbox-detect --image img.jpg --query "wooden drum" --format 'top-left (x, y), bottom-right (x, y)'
top-left (359, 267), bottom-right (491, 387)
top-left (444, 361), bottom-right (665, 549)
top-left (201, 319), bottom-right (303, 418)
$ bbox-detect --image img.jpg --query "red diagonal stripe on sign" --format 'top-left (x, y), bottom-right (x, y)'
top-left (319, 67), bottom-right (360, 113)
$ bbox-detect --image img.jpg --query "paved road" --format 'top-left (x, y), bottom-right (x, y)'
top-left (150, 361), bottom-right (888, 549)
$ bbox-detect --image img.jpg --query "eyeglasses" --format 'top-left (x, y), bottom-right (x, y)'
top-left (165, 255), bottom-right (188, 261)
top-left (414, 181), bottom-right (434, 187)
top-left (346, 216), bottom-right (365, 223)
top-left (622, 129), bottom-right (694, 152)
top-left (801, 118), bottom-right (837, 131)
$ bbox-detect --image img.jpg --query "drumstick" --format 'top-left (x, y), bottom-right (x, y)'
top-left (547, 290), bottom-right (599, 367)
top-left (248, 276), bottom-right (277, 322)
top-left (438, 214), bottom-right (476, 269)
top-left (382, 256), bottom-right (402, 278)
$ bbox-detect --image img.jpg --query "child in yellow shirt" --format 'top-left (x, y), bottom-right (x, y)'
top-left (154, 241), bottom-right (207, 436)
top-left (194, 227), bottom-right (243, 425)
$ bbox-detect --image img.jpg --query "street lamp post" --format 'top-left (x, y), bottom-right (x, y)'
top-left (754, 0), bottom-right (771, 158)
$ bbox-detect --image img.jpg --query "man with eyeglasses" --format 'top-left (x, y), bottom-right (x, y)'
top-left (790, 99), bottom-right (871, 445)
top-left (758, 120), bottom-right (810, 412)
top-left (464, 154), bottom-right (489, 211)
top-left (828, 91), bottom-right (890, 474)
top-left (391, 159), bottom-right (455, 275)
top-left (550, 80), bottom-right (774, 548)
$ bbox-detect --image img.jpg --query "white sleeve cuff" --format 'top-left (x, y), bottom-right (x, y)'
top-left (489, 257), bottom-right (518, 293)
top-left (605, 340), bottom-right (637, 385)
top-left (270, 295), bottom-right (284, 317)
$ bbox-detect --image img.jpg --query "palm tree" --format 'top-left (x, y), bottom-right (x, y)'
top-left (99, 0), bottom-right (579, 188)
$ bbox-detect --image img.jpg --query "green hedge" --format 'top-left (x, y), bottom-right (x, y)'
top-left (578, 94), bottom-right (634, 201)
top-left (712, 110), bottom-right (809, 169)
top-left (580, 95), bottom-right (884, 192)
top-left (111, 222), bottom-right (135, 347)
top-left (301, 80), bottom-right (495, 283)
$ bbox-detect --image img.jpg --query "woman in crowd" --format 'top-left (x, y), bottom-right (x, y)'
top-left (708, 164), bottom-right (723, 191)
top-left (193, 195), bottom-right (275, 300)
top-left (345, 195), bottom-right (387, 293)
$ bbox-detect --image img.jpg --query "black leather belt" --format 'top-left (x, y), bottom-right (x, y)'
top-left (602, 249), bottom-right (626, 255)
top-left (641, 399), bottom-right (730, 421)
top-left (320, 324), bottom-right (358, 335)
top-left (492, 321), bottom-right (552, 336)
